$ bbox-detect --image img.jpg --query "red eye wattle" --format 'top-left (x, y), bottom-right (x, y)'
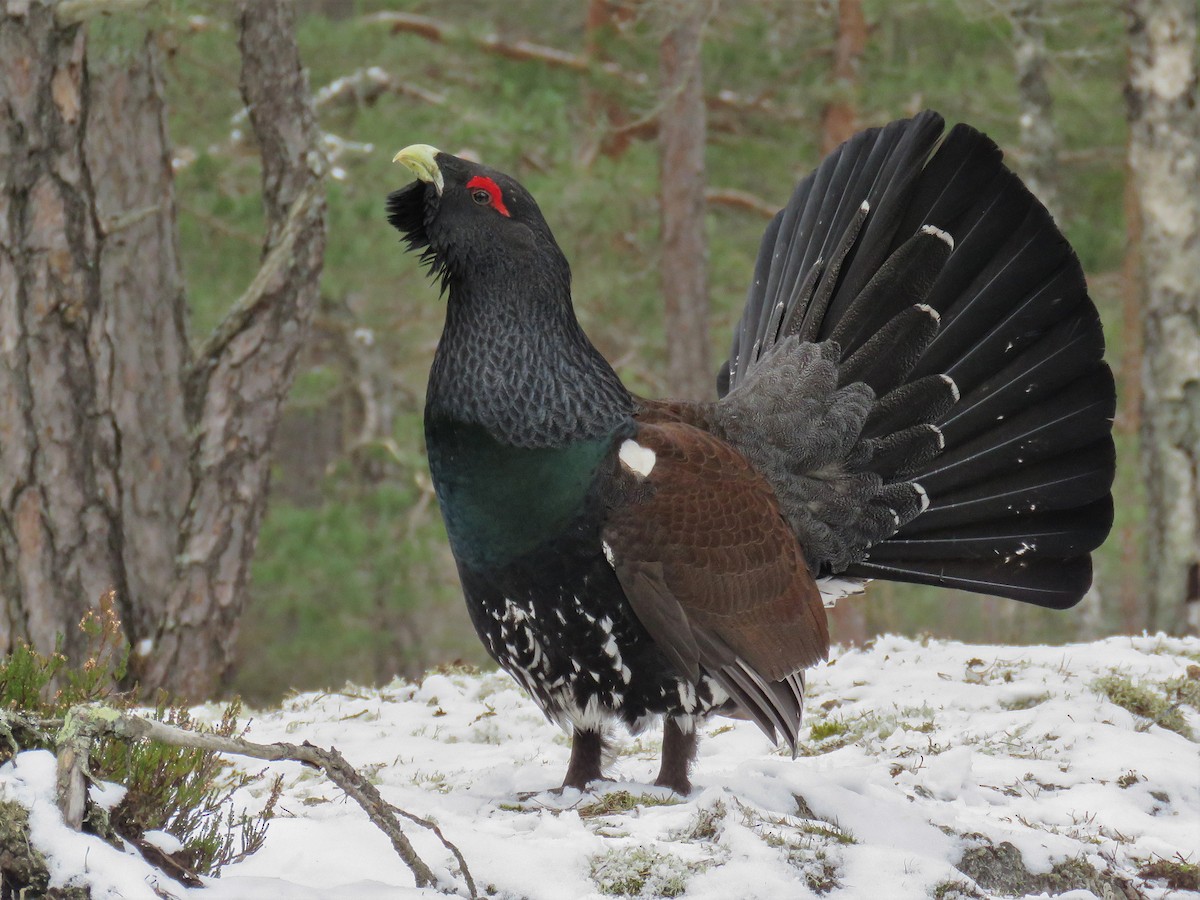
top-left (466, 175), bottom-right (511, 218)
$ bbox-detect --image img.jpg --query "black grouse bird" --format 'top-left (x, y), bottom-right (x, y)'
top-left (388, 111), bottom-right (1116, 795)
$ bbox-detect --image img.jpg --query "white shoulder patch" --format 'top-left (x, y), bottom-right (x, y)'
top-left (618, 439), bottom-right (656, 478)
top-left (602, 541), bottom-right (616, 566)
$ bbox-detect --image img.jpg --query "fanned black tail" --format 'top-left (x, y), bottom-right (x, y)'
top-left (719, 111), bottom-right (1115, 609)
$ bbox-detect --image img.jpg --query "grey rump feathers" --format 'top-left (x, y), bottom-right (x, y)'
top-left (715, 337), bottom-right (934, 573)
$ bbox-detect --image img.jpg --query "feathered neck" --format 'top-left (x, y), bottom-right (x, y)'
top-left (425, 254), bottom-right (633, 449)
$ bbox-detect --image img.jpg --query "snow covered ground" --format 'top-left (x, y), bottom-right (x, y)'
top-left (3, 634), bottom-right (1199, 899)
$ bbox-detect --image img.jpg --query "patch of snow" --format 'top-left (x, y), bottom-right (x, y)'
top-left (89, 778), bottom-right (126, 812)
top-left (142, 829), bottom-right (184, 855)
top-left (3, 636), bottom-right (1198, 898)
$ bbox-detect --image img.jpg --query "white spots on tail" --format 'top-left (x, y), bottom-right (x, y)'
top-left (940, 374), bottom-right (961, 403)
top-left (619, 439), bottom-right (656, 478)
top-left (913, 482), bottom-right (929, 512)
top-left (916, 303), bottom-right (940, 324)
top-left (920, 223), bottom-right (954, 250)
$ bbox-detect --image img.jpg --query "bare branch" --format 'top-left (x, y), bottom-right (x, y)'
top-left (363, 10), bottom-right (805, 123)
top-left (53, 705), bottom-right (477, 896)
top-left (705, 187), bottom-right (777, 219)
top-left (313, 66), bottom-right (446, 111)
top-left (190, 180), bottom-right (321, 375)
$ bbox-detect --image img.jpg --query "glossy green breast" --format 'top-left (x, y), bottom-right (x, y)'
top-left (426, 421), bottom-right (615, 570)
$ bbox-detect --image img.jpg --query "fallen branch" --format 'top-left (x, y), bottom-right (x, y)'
top-left (54, 704), bottom-right (477, 897)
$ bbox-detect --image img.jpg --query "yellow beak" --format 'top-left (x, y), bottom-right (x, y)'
top-left (393, 144), bottom-right (444, 195)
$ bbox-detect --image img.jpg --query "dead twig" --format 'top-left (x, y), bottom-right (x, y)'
top-left (705, 187), bottom-right (778, 219)
top-left (54, 704), bottom-right (477, 897)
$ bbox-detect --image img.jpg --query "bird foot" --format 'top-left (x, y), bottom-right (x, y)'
top-left (513, 777), bottom-right (614, 804)
top-left (652, 775), bottom-right (692, 797)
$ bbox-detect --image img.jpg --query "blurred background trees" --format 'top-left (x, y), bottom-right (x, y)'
top-left (1, 0), bottom-right (1195, 703)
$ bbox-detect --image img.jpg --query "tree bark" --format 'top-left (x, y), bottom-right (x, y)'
top-left (0, 0), bottom-right (326, 698)
top-left (86, 42), bottom-right (192, 648)
top-left (658, 0), bottom-right (713, 401)
top-left (142, 0), bottom-right (327, 696)
top-left (1011, 0), bottom-right (1061, 220)
top-left (0, 3), bottom-right (127, 661)
top-left (1127, 0), bottom-right (1200, 635)
top-left (820, 0), bottom-right (867, 156)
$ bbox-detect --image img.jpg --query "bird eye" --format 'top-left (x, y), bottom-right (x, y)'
top-left (465, 175), bottom-right (511, 217)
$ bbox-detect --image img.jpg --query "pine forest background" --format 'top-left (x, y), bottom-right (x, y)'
top-left (38, 0), bottom-right (1179, 703)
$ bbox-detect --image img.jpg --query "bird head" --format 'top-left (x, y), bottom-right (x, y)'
top-left (388, 144), bottom-right (563, 292)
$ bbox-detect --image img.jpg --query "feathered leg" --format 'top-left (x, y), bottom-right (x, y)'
top-left (654, 716), bottom-right (698, 794)
top-left (562, 728), bottom-right (605, 790)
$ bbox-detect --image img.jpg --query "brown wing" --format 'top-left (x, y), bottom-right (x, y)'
top-left (631, 395), bottom-right (719, 430)
top-left (603, 419), bottom-right (829, 748)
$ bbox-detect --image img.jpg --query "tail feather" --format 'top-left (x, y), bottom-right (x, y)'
top-left (839, 303), bottom-right (941, 395)
top-left (845, 556), bottom-right (1094, 610)
top-left (867, 497), bottom-right (1114, 561)
top-left (717, 112), bottom-right (1116, 610)
top-left (918, 369), bottom-right (1115, 496)
top-left (826, 115), bottom-right (950, 317)
top-left (910, 441), bottom-right (1116, 533)
top-left (892, 123), bottom-right (1006, 245)
top-left (791, 201), bottom-right (868, 344)
top-left (870, 424), bottom-right (945, 480)
top-left (919, 206), bottom-right (1077, 376)
top-left (939, 314), bottom-right (1106, 447)
top-left (864, 374), bottom-right (959, 439)
top-left (938, 261), bottom-right (1089, 395)
top-left (727, 111), bottom-right (946, 389)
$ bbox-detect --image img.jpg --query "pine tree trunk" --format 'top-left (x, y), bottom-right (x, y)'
top-left (0, 3), bottom-right (129, 662)
top-left (1127, 0), bottom-right (1200, 635)
top-left (658, 0), bottom-right (712, 401)
top-left (86, 43), bottom-right (193, 649)
top-left (820, 0), bottom-right (867, 156)
top-left (0, 0), bottom-right (326, 697)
